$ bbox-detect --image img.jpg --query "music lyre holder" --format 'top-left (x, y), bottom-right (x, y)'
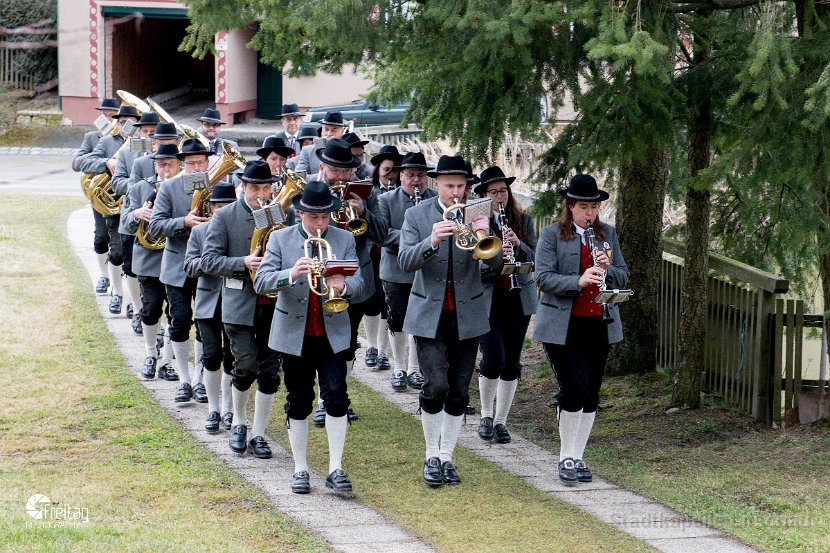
top-left (94, 114), bottom-right (111, 132)
top-left (595, 289), bottom-right (634, 304)
top-left (182, 171), bottom-right (209, 193)
top-left (501, 261), bottom-right (535, 276)
top-left (130, 137), bottom-right (153, 154)
top-left (252, 203), bottom-right (286, 229)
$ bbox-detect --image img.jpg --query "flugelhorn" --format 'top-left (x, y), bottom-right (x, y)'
top-left (442, 197), bottom-right (502, 260)
top-left (330, 181), bottom-right (368, 236)
top-left (305, 229), bottom-right (349, 313)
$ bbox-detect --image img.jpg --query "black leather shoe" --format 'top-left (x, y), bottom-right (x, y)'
top-left (494, 423), bottom-right (511, 444)
top-left (407, 372), bottom-right (425, 390)
top-left (192, 383), bottom-right (208, 403)
top-left (377, 354), bottom-right (391, 370)
top-left (391, 370), bottom-right (407, 392)
top-left (312, 403), bottom-right (326, 427)
top-left (205, 411), bottom-right (220, 434)
top-left (229, 425), bottom-right (247, 454)
top-left (465, 404), bottom-right (476, 415)
top-left (478, 417), bottom-right (494, 440)
top-left (131, 315), bottom-right (143, 335)
top-left (365, 347), bottom-right (378, 368)
top-left (249, 436), bottom-right (272, 459)
top-left (174, 382), bottom-right (192, 402)
top-left (325, 469), bottom-right (352, 493)
top-left (574, 459), bottom-right (593, 483)
top-left (423, 457), bottom-right (443, 487)
top-left (141, 356), bottom-right (157, 379)
top-left (292, 470), bottom-right (310, 494)
top-left (559, 458), bottom-right (578, 486)
top-left (347, 408), bottom-right (358, 422)
top-left (158, 364), bottom-right (179, 381)
top-left (95, 276), bottom-right (110, 294)
top-left (221, 412), bottom-right (233, 430)
top-left (441, 461), bottom-right (461, 485)
top-left (108, 294), bottom-right (122, 314)
top-left (126, 303), bottom-right (133, 320)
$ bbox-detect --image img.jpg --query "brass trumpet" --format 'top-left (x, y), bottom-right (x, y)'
top-left (442, 197), bottom-right (502, 259)
top-left (304, 229), bottom-right (349, 314)
top-left (329, 181), bottom-right (369, 236)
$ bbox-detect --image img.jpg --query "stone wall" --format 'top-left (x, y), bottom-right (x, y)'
top-left (15, 110), bottom-right (71, 127)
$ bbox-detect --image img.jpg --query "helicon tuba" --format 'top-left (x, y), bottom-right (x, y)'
top-left (190, 142), bottom-right (246, 217)
top-left (146, 97), bottom-right (210, 150)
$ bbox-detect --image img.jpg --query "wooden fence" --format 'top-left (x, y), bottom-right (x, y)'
top-left (0, 42), bottom-right (35, 91)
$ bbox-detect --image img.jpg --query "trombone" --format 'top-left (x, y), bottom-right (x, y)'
top-left (442, 197), bottom-right (502, 260)
top-left (304, 229), bottom-right (349, 313)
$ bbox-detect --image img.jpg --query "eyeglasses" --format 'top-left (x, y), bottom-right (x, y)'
top-left (487, 188), bottom-right (509, 196)
top-left (184, 160), bottom-right (209, 169)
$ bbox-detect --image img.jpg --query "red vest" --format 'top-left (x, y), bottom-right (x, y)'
top-left (305, 291), bottom-right (326, 336)
top-left (572, 241), bottom-right (603, 317)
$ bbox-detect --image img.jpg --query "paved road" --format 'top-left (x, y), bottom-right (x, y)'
top-left (0, 153), bottom-right (80, 196)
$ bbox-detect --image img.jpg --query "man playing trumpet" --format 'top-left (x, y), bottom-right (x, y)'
top-left (399, 155), bottom-right (502, 487)
top-left (254, 180), bottom-right (363, 495)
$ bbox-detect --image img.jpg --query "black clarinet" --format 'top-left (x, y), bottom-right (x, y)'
top-left (499, 203), bottom-right (521, 292)
top-left (585, 220), bottom-right (613, 324)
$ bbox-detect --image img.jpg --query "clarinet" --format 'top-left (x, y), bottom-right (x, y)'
top-left (584, 220), bottom-right (613, 323)
top-left (499, 202), bottom-right (521, 292)
top-left (413, 184), bottom-right (421, 205)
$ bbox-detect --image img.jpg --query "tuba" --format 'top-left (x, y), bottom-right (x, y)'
top-left (305, 229), bottom-right (349, 313)
top-left (146, 98), bottom-right (210, 150)
top-left (81, 123), bottom-right (120, 199)
top-left (442, 197), bottom-right (502, 260)
top-left (190, 142), bottom-right (246, 217)
top-left (248, 170), bottom-right (306, 293)
top-left (135, 186), bottom-right (166, 251)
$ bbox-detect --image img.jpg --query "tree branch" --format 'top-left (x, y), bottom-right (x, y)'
top-left (668, 0), bottom-right (763, 13)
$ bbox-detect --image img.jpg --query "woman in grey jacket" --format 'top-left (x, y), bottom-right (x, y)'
top-left (533, 175), bottom-right (629, 485)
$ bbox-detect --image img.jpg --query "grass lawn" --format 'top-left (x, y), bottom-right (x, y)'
top-left (0, 194), bottom-right (329, 552)
top-left (504, 341), bottom-right (830, 553)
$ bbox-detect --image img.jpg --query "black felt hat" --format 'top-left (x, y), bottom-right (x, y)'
top-left (297, 126), bottom-right (318, 142)
top-left (473, 165), bottom-right (516, 196)
top-left (115, 105), bottom-right (139, 119)
top-left (150, 143), bottom-right (179, 160)
top-left (278, 103), bottom-right (302, 118)
top-left (342, 132), bottom-right (369, 148)
top-left (317, 111), bottom-right (347, 127)
top-left (208, 182), bottom-right (238, 202)
top-left (292, 180), bottom-right (342, 213)
top-left (149, 122), bottom-right (180, 140)
top-left (394, 152), bottom-right (432, 171)
top-left (370, 145), bottom-right (403, 166)
top-left (197, 108), bottom-right (225, 125)
top-left (134, 111), bottom-right (161, 127)
top-left (316, 138), bottom-right (362, 169)
top-left (175, 138), bottom-right (212, 159)
top-left (558, 174), bottom-right (609, 202)
top-left (427, 155), bottom-right (469, 179)
top-left (240, 160), bottom-right (279, 184)
top-left (257, 136), bottom-right (295, 160)
top-left (96, 98), bottom-right (120, 111)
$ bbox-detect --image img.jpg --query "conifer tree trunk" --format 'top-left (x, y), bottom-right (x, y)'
top-left (674, 31), bottom-right (712, 408)
top-left (609, 146), bottom-right (668, 375)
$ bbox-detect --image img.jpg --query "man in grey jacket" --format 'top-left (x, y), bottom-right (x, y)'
top-left (73, 97), bottom-right (120, 294)
top-left (254, 180), bottom-right (363, 495)
top-left (293, 111), bottom-right (348, 173)
top-left (149, 138), bottom-right (213, 403)
top-left (399, 155), bottom-right (502, 487)
top-left (202, 161), bottom-right (283, 460)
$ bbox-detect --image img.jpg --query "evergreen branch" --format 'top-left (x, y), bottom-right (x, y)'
top-left (667, 0), bottom-right (763, 13)
top-left (678, 38), bottom-right (694, 65)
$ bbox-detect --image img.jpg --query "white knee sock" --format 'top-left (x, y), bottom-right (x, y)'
top-left (170, 340), bottom-right (191, 383)
top-left (478, 376), bottom-right (498, 419)
top-left (221, 372), bottom-right (233, 414)
top-left (96, 253), bottom-right (108, 279)
top-left (494, 378), bottom-right (519, 426)
top-left (421, 410), bottom-right (442, 460)
top-left (326, 414), bottom-right (348, 474)
top-left (108, 263), bottom-right (123, 296)
top-left (251, 391), bottom-right (275, 438)
top-left (287, 418), bottom-right (309, 473)
top-left (558, 409), bottom-right (583, 461)
top-left (204, 369), bottom-right (222, 413)
top-left (160, 325), bottom-right (173, 365)
top-left (439, 411), bottom-right (463, 463)
top-left (232, 386), bottom-right (252, 427)
top-left (125, 275), bottom-right (142, 313)
top-left (142, 322), bottom-right (159, 358)
top-left (192, 339), bottom-right (204, 386)
top-left (363, 314), bottom-right (380, 348)
top-left (377, 321), bottom-right (389, 356)
top-left (407, 334), bottom-right (420, 375)
top-left (573, 411), bottom-right (596, 461)
top-left (389, 331), bottom-right (407, 372)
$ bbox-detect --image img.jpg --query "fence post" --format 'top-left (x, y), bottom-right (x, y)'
top-left (753, 289), bottom-right (775, 424)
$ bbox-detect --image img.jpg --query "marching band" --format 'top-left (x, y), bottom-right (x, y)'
top-left (73, 96), bottom-right (629, 493)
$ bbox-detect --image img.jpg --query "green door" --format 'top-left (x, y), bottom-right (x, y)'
top-left (256, 55), bottom-right (282, 119)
